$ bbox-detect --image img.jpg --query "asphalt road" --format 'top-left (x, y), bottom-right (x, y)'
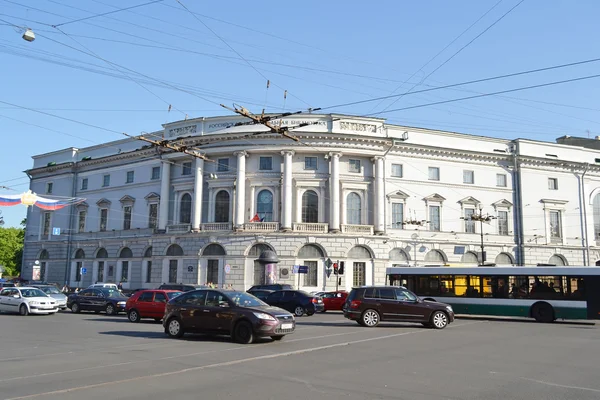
top-left (0, 310), bottom-right (598, 400)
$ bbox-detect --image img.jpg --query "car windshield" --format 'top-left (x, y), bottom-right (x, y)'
top-left (100, 288), bottom-right (124, 298)
top-left (41, 287), bottom-right (61, 294)
top-left (20, 289), bottom-right (47, 298)
top-left (167, 292), bottom-right (182, 299)
top-left (297, 290), bottom-right (315, 297)
top-left (228, 291), bottom-right (266, 307)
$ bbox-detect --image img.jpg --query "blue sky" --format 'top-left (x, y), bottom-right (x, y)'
top-left (1, 0), bottom-right (600, 227)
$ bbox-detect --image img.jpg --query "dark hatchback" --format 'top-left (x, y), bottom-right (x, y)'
top-left (264, 290), bottom-right (324, 317)
top-left (67, 288), bottom-right (129, 315)
top-left (343, 286), bottom-right (455, 329)
top-left (158, 284), bottom-right (209, 292)
top-left (163, 289), bottom-right (295, 344)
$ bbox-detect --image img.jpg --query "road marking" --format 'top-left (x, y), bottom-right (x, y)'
top-left (3, 321), bottom-right (482, 399)
top-left (521, 378), bottom-right (600, 394)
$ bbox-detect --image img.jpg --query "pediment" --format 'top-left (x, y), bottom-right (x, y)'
top-left (387, 190), bottom-right (409, 200)
top-left (96, 198), bottom-right (111, 207)
top-left (540, 198), bottom-right (568, 205)
top-left (458, 196), bottom-right (480, 205)
top-left (492, 199), bottom-right (513, 208)
top-left (144, 192), bottom-right (160, 202)
top-left (423, 193), bottom-right (446, 202)
top-left (76, 202), bottom-right (89, 210)
top-left (119, 195), bottom-right (136, 204)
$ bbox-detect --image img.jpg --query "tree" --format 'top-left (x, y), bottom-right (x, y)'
top-left (0, 227), bottom-right (24, 277)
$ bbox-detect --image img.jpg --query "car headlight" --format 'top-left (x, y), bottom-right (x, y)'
top-left (253, 312), bottom-right (276, 321)
top-left (446, 306), bottom-right (453, 312)
top-left (29, 301), bottom-right (39, 305)
top-left (117, 301), bottom-right (126, 305)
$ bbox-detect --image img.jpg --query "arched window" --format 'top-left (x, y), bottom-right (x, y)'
top-left (347, 192), bottom-right (361, 225)
top-left (549, 254), bottom-right (567, 266)
top-left (39, 249), bottom-right (49, 260)
top-left (144, 247), bottom-right (153, 258)
top-left (298, 245), bottom-right (323, 287)
top-left (166, 244), bottom-right (184, 257)
top-left (594, 193), bottom-right (600, 239)
top-left (248, 243), bottom-right (274, 257)
top-left (461, 252), bottom-right (479, 264)
top-left (215, 190), bottom-right (230, 223)
top-left (119, 247), bottom-right (133, 258)
top-left (298, 244), bottom-right (324, 258)
top-left (179, 193), bottom-right (192, 224)
top-left (256, 190), bottom-right (273, 222)
top-left (348, 245), bottom-right (372, 259)
top-left (74, 249), bottom-right (85, 259)
top-left (389, 248), bottom-right (410, 264)
top-left (424, 250), bottom-right (446, 263)
top-left (302, 190), bottom-right (318, 223)
top-left (495, 252), bottom-right (514, 265)
top-left (203, 244), bottom-right (226, 256)
top-left (96, 248), bottom-right (108, 258)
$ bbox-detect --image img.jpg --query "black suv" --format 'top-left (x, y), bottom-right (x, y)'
top-left (158, 284), bottom-right (208, 292)
top-left (343, 286), bottom-right (455, 329)
top-left (248, 284), bottom-right (294, 291)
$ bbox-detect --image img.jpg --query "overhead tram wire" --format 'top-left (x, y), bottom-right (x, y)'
top-left (51, 0), bottom-right (164, 28)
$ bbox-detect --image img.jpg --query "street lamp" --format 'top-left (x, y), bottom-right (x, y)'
top-left (22, 28), bottom-right (35, 42)
top-left (462, 204), bottom-right (496, 265)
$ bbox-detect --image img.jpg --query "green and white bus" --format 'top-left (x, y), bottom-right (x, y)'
top-left (386, 267), bottom-right (600, 322)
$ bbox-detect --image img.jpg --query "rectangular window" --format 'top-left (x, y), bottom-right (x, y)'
top-left (182, 162), bottom-right (192, 176)
top-left (259, 156), bottom-right (273, 170)
top-left (464, 208), bottom-right (475, 233)
top-left (168, 260), bottom-right (178, 283)
top-left (75, 261), bottom-right (82, 282)
top-left (46, 182), bottom-right (53, 194)
top-left (42, 212), bottom-right (51, 236)
top-left (548, 178), bottom-right (558, 190)
top-left (146, 261), bottom-right (152, 283)
top-left (428, 167), bottom-right (440, 181)
top-left (81, 178), bottom-right (88, 190)
top-left (304, 260), bottom-right (318, 286)
top-left (123, 206), bottom-right (132, 230)
top-left (103, 174), bottom-right (110, 187)
top-left (498, 210), bottom-right (509, 235)
top-left (100, 209), bottom-right (108, 232)
top-left (97, 261), bottom-right (104, 282)
top-left (353, 262), bottom-right (366, 287)
top-left (391, 203), bottom-right (404, 229)
top-left (207, 259), bottom-right (219, 284)
top-left (126, 171), bottom-right (134, 183)
top-left (121, 261), bottom-right (129, 282)
top-left (151, 166), bottom-right (160, 180)
top-left (391, 164), bottom-right (403, 177)
top-left (217, 158), bottom-right (229, 172)
top-left (149, 203), bottom-right (158, 229)
top-left (304, 156), bottom-right (317, 170)
top-left (496, 173), bottom-right (507, 187)
top-left (349, 159), bottom-right (361, 173)
top-left (463, 170), bottom-right (474, 184)
top-left (78, 211), bottom-right (86, 233)
top-left (429, 206), bottom-right (440, 231)
top-left (549, 210), bottom-right (562, 241)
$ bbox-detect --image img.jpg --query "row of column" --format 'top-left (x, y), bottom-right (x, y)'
top-left (157, 152), bottom-right (386, 235)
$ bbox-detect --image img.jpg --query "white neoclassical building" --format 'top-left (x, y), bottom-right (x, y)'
top-left (21, 114), bottom-right (600, 291)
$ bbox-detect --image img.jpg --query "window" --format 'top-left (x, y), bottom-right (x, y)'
top-left (548, 178), bottom-right (558, 190)
top-left (301, 190), bottom-right (318, 223)
top-left (207, 259), bottom-right (219, 284)
top-left (259, 156), bottom-right (272, 170)
top-left (304, 156), bottom-right (317, 170)
top-left (179, 193), bottom-right (192, 224)
top-left (206, 291), bottom-right (227, 307)
top-left (123, 206), bottom-right (132, 230)
top-left (126, 171), bottom-right (134, 183)
top-left (100, 209), bottom-right (108, 231)
top-left (182, 162), bottom-right (192, 176)
top-left (103, 174), bottom-right (110, 187)
top-left (303, 260), bottom-right (318, 286)
top-left (146, 261), bottom-right (152, 283)
top-left (46, 182), bottom-right (53, 194)
top-left (151, 167), bottom-right (160, 180)
top-left (148, 203), bottom-right (158, 229)
top-left (549, 210), bottom-right (562, 242)
top-left (347, 192), bottom-right (361, 225)
top-left (215, 190), bottom-right (230, 223)
top-left (498, 211), bottom-right (509, 235)
top-left (496, 174), bottom-right (507, 187)
top-left (428, 167), bottom-right (440, 181)
top-left (349, 159), bottom-right (361, 173)
top-left (97, 262), bottom-right (104, 282)
top-left (75, 262), bottom-right (82, 282)
top-left (429, 205), bottom-right (440, 231)
top-left (353, 262), bottom-right (366, 287)
top-left (139, 292), bottom-right (153, 302)
top-left (78, 211), bottom-right (86, 233)
top-left (154, 293), bottom-right (167, 303)
top-left (217, 158), bottom-right (229, 172)
top-left (463, 170), bottom-right (474, 184)
top-left (391, 164), bottom-right (403, 177)
top-left (256, 190), bottom-right (273, 222)
top-left (169, 260), bottom-right (178, 283)
top-left (80, 178), bottom-right (88, 190)
top-left (121, 261), bottom-right (129, 282)
top-left (42, 212), bottom-right (51, 236)
top-left (391, 203), bottom-right (403, 229)
top-left (464, 208), bottom-right (475, 233)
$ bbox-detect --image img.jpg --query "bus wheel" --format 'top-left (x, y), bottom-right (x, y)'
top-left (531, 302), bottom-right (554, 323)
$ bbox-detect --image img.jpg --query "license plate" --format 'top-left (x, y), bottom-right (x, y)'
top-left (281, 323), bottom-right (293, 330)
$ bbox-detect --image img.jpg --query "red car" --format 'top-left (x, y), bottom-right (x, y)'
top-left (126, 290), bottom-right (182, 322)
top-left (321, 291), bottom-right (348, 312)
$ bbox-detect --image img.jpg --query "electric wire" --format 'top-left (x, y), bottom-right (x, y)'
top-left (51, 0), bottom-right (164, 28)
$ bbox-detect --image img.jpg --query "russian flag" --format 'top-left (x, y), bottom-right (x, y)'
top-left (0, 195), bottom-right (22, 207)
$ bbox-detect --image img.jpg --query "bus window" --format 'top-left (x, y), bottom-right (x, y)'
top-left (481, 277), bottom-right (493, 298)
top-left (440, 276), bottom-right (454, 296)
top-left (454, 275), bottom-right (468, 296)
top-left (509, 276), bottom-right (529, 298)
top-left (530, 276), bottom-right (565, 300)
top-left (570, 278), bottom-right (585, 299)
top-left (466, 276), bottom-right (481, 298)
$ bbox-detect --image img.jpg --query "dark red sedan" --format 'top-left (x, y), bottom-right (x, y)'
top-left (126, 289), bottom-right (182, 322)
top-left (321, 291), bottom-right (348, 312)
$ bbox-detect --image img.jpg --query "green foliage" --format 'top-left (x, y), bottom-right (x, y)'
top-left (0, 227), bottom-right (25, 277)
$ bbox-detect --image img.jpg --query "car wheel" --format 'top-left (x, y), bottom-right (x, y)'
top-left (361, 309), bottom-right (380, 327)
top-left (531, 302), bottom-right (554, 323)
top-left (166, 317), bottom-right (184, 338)
top-left (294, 306), bottom-right (305, 317)
top-left (233, 321), bottom-right (254, 344)
top-left (430, 311), bottom-right (448, 329)
top-left (271, 336), bottom-right (284, 341)
top-left (71, 303), bottom-right (80, 313)
top-left (19, 304), bottom-right (29, 316)
top-left (128, 309), bottom-right (141, 323)
top-left (105, 304), bottom-right (116, 315)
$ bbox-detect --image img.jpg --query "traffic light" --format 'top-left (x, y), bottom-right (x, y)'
top-left (338, 262), bottom-right (345, 275)
top-left (333, 262), bottom-right (339, 275)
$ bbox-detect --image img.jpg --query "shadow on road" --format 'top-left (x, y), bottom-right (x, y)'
top-left (83, 317), bottom-right (134, 323)
top-left (456, 315), bottom-right (596, 326)
top-left (98, 330), bottom-right (275, 344)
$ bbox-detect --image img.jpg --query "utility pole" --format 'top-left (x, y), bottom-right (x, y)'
top-left (462, 205), bottom-right (496, 266)
top-left (124, 133), bottom-right (214, 162)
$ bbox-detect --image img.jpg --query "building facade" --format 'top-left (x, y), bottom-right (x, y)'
top-left (21, 114), bottom-right (600, 291)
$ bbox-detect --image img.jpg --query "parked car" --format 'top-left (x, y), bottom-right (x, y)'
top-left (246, 289), bottom-right (273, 301)
top-left (163, 289), bottom-right (295, 343)
top-left (0, 282), bottom-right (16, 290)
top-left (30, 284), bottom-right (68, 310)
top-left (343, 286), bottom-right (455, 329)
top-left (126, 289), bottom-right (182, 322)
top-left (248, 284), bottom-right (294, 291)
top-left (158, 284), bottom-right (208, 292)
top-left (88, 283), bottom-right (119, 290)
top-left (0, 287), bottom-right (58, 316)
top-left (67, 287), bottom-right (129, 315)
top-left (321, 291), bottom-right (348, 312)
top-left (264, 290), bottom-right (324, 317)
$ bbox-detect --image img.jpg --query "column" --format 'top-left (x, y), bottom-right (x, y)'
top-left (373, 156), bottom-right (385, 234)
top-left (281, 150), bottom-right (294, 231)
top-left (192, 158), bottom-right (204, 231)
top-left (158, 161), bottom-right (171, 230)
top-left (329, 152), bottom-right (342, 232)
top-left (234, 151), bottom-right (247, 229)
top-left (249, 186), bottom-right (256, 219)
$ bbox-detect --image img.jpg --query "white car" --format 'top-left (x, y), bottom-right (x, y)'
top-left (88, 283), bottom-right (119, 290)
top-left (0, 287), bottom-right (59, 316)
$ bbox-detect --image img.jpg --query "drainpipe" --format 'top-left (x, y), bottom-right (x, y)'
top-left (512, 142), bottom-right (525, 265)
top-left (63, 161), bottom-right (78, 285)
top-left (580, 163), bottom-right (590, 266)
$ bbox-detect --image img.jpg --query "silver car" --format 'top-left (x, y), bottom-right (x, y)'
top-left (32, 285), bottom-right (68, 310)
